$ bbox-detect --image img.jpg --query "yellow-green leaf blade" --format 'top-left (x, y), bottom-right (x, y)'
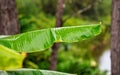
top-left (0, 45), bottom-right (25, 70)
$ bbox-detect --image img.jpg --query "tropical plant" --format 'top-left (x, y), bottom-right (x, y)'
top-left (0, 24), bottom-right (101, 75)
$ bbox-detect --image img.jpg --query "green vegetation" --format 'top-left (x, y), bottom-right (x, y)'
top-left (0, 69), bottom-right (76, 75)
top-left (0, 45), bottom-right (24, 70)
top-left (0, 24), bottom-right (100, 52)
top-left (0, 0), bottom-right (110, 75)
top-left (0, 24), bottom-right (101, 74)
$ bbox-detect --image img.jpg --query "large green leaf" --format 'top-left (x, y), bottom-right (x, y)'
top-left (0, 69), bottom-right (76, 75)
top-left (0, 24), bottom-right (101, 53)
top-left (0, 45), bottom-right (25, 70)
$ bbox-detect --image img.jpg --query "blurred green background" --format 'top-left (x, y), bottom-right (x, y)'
top-left (16, 0), bottom-right (111, 75)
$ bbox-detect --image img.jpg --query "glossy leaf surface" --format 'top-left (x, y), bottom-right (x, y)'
top-left (0, 24), bottom-right (101, 53)
top-left (0, 69), bottom-right (76, 75)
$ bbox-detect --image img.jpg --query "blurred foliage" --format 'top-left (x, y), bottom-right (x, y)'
top-left (16, 0), bottom-right (111, 75)
top-left (18, 13), bottom-right (55, 32)
top-left (57, 49), bottom-right (107, 75)
top-left (23, 47), bottom-right (107, 75)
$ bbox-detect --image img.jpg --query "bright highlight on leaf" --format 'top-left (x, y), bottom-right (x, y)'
top-left (0, 69), bottom-right (76, 75)
top-left (0, 45), bottom-right (25, 70)
top-left (0, 24), bottom-right (101, 53)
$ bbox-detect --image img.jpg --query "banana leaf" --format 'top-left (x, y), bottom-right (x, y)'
top-left (0, 45), bottom-right (25, 70)
top-left (0, 24), bottom-right (101, 53)
top-left (0, 69), bottom-right (76, 75)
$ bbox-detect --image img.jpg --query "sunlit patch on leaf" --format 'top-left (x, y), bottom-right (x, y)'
top-left (0, 45), bottom-right (25, 70)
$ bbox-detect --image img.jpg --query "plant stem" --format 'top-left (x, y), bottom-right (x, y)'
top-left (49, 0), bottom-right (64, 70)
